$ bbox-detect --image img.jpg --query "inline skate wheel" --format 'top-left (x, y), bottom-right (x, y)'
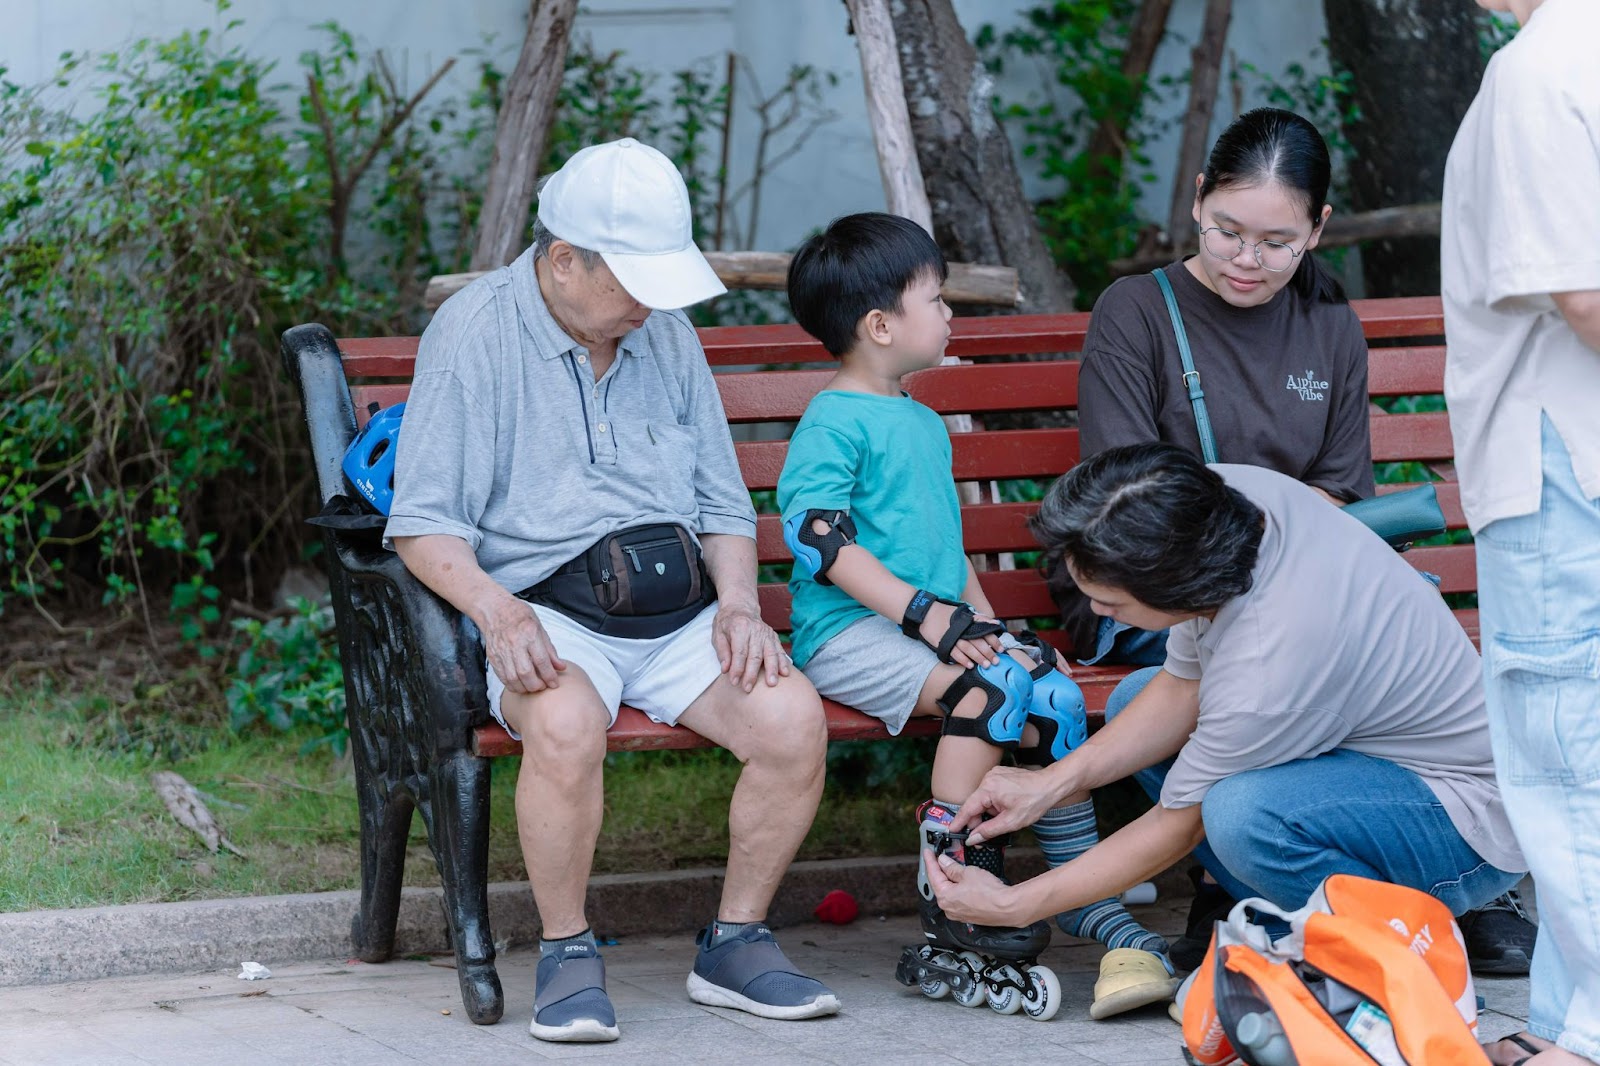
top-left (952, 952), bottom-right (988, 1007)
top-left (919, 947), bottom-right (953, 999)
top-left (986, 964), bottom-right (1024, 1014)
top-left (1022, 963), bottom-right (1062, 1022)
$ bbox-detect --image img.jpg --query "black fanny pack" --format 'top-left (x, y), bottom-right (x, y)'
top-left (517, 524), bottom-right (714, 639)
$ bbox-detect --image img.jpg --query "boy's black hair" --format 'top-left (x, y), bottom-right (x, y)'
top-left (1033, 443), bottom-right (1263, 616)
top-left (786, 212), bottom-right (948, 357)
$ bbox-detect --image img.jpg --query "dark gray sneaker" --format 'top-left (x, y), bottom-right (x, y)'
top-left (687, 922), bottom-right (841, 1020)
top-left (1460, 890), bottom-right (1536, 976)
top-left (531, 940), bottom-right (619, 1042)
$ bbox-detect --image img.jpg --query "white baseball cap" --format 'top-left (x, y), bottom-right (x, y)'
top-left (536, 138), bottom-right (727, 310)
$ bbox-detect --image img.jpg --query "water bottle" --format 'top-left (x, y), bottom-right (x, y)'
top-left (1236, 1011), bottom-right (1297, 1066)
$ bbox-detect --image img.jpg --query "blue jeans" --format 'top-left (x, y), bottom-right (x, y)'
top-left (1104, 668), bottom-right (1522, 916)
top-left (1476, 415), bottom-right (1600, 1059)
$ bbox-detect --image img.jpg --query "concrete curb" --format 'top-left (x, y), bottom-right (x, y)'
top-left (0, 851), bottom-right (1061, 989)
top-left (1, 852), bottom-right (1190, 989)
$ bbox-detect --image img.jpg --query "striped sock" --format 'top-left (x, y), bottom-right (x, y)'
top-left (1034, 800), bottom-right (1169, 956)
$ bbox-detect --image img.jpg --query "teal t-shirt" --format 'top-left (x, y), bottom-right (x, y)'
top-left (777, 389), bottom-right (970, 667)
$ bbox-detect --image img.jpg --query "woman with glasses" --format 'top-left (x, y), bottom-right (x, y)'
top-left (1040, 106), bottom-right (1534, 981)
top-left (1051, 107), bottom-right (1370, 673)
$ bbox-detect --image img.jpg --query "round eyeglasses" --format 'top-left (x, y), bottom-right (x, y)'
top-left (1198, 226), bottom-right (1313, 273)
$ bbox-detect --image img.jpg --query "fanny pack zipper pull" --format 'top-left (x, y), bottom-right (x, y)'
top-left (623, 546), bottom-right (643, 572)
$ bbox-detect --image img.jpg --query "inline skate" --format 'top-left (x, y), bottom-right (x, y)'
top-left (894, 801), bottom-right (1062, 1021)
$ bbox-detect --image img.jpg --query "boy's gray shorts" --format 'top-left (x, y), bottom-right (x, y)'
top-left (800, 613), bottom-right (1027, 735)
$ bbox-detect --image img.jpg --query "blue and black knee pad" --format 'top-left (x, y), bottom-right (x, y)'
top-left (782, 509), bottom-right (857, 586)
top-left (936, 655), bottom-right (1034, 749)
top-left (1012, 631), bottom-right (1087, 766)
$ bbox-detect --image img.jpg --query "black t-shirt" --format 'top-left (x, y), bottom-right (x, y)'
top-left (1078, 260), bottom-right (1375, 503)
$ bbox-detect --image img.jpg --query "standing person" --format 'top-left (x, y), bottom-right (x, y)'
top-left (1443, 2), bottom-right (1600, 1062)
top-left (386, 138), bottom-right (838, 1043)
top-left (925, 446), bottom-right (1528, 991)
top-left (1063, 105), bottom-right (1533, 973)
top-left (779, 213), bottom-right (1175, 1020)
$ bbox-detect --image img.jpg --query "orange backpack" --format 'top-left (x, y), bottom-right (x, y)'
top-left (1178, 874), bottom-right (1489, 1066)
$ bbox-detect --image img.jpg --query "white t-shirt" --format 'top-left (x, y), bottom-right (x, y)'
top-left (1159, 466), bottom-right (1525, 875)
top-left (1441, 0), bottom-right (1600, 533)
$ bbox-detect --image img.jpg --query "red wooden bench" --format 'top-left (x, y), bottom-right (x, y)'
top-left (282, 294), bottom-right (1469, 1024)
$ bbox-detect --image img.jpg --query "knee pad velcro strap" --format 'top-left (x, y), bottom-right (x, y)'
top-left (901, 589), bottom-right (1005, 664)
top-left (1017, 670), bottom-right (1088, 766)
top-left (1013, 629), bottom-right (1060, 678)
top-left (937, 657), bottom-right (1033, 749)
top-left (782, 509), bottom-right (857, 586)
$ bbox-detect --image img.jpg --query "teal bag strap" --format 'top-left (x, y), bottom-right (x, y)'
top-left (1151, 268), bottom-right (1219, 464)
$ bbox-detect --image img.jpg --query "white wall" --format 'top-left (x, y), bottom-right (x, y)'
top-left (0, 0), bottom-right (1337, 253)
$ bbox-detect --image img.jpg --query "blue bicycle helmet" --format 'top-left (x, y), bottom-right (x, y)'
top-left (342, 402), bottom-right (405, 515)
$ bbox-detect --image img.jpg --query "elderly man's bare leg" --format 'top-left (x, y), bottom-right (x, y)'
top-left (499, 668), bottom-right (617, 1042)
top-left (676, 669), bottom-right (840, 1019)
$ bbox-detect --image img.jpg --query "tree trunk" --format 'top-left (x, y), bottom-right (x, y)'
top-left (470, 0), bottom-right (579, 271)
top-left (888, 0), bottom-right (1076, 313)
top-left (1084, 0), bottom-right (1176, 183)
top-left (1323, 0), bottom-right (1484, 297)
top-left (1166, 0), bottom-right (1232, 241)
top-left (846, 0), bottom-right (934, 233)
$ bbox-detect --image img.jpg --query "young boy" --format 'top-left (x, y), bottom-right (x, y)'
top-left (778, 213), bottom-right (1175, 1019)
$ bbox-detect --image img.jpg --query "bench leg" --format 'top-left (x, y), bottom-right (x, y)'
top-left (348, 744), bottom-right (416, 963)
top-left (421, 747), bottom-right (504, 1026)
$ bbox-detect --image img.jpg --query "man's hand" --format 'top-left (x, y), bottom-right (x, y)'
top-left (922, 850), bottom-right (1021, 926)
top-left (481, 596), bottom-right (567, 694)
top-left (713, 602), bottom-right (789, 692)
top-left (919, 600), bottom-right (1002, 669)
top-left (952, 764), bottom-right (1068, 844)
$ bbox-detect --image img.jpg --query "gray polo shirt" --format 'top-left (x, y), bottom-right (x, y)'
top-left (1160, 465), bottom-right (1524, 874)
top-left (384, 247), bottom-right (756, 594)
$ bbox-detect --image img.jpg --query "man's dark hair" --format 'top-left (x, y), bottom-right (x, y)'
top-left (1032, 444), bottom-right (1263, 616)
top-left (786, 212), bottom-right (948, 357)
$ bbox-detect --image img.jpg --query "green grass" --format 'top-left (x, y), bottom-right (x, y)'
top-left (0, 679), bottom-right (921, 912)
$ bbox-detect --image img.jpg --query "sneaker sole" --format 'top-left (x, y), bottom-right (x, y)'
top-left (686, 973), bottom-right (841, 1020)
top-left (1089, 977), bottom-right (1179, 1021)
top-left (1471, 952), bottom-right (1532, 977)
top-left (529, 1017), bottom-right (620, 1043)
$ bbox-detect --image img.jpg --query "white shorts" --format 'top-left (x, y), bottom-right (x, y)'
top-left (486, 601), bottom-right (724, 739)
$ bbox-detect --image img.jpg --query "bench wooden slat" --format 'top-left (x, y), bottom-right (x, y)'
top-left (1369, 412), bottom-right (1454, 462)
top-left (1346, 297), bottom-right (1444, 338)
top-left (1367, 347), bottom-right (1446, 396)
top-left (752, 542), bottom-right (1478, 635)
top-left (716, 361), bottom-right (1081, 422)
top-left (335, 297), bottom-right (1446, 379)
top-left (469, 661), bottom-right (1170, 758)
top-left (752, 487), bottom-right (1465, 564)
top-left (469, 602), bottom-right (1480, 760)
top-left (755, 504), bottom-right (1039, 563)
top-left (735, 428), bottom-right (1079, 491)
top-left (353, 350), bottom-right (1447, 427)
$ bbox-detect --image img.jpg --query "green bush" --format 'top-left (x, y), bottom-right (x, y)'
top-left (0, 14), bottom-right (480, 636)
top-left (0, 12), bottom-right (797, 657)
top-left (226, 597), bottom-right (347, 753)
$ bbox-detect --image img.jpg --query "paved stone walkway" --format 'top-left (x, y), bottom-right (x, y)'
top-left (0, 902), bottom-right (1530, 1064)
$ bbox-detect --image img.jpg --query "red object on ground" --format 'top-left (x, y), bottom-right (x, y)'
top-left (814, 889), bottom-right (858, 925)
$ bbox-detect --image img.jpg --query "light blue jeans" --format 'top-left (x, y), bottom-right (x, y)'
top-left (1104, 669), bottom-right (1522, 916)
top-left (1476, 414), bottom-right (1600, 1060)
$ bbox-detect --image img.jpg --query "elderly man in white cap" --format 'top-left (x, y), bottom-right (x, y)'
top-left (386, 139), bottom-right (838, 1042)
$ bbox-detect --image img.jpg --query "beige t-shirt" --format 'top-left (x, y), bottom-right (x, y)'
top-left (1441, 0), bottom-right (1600, 533)
top-left (1160, 466), bottom-right (1525, 874)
